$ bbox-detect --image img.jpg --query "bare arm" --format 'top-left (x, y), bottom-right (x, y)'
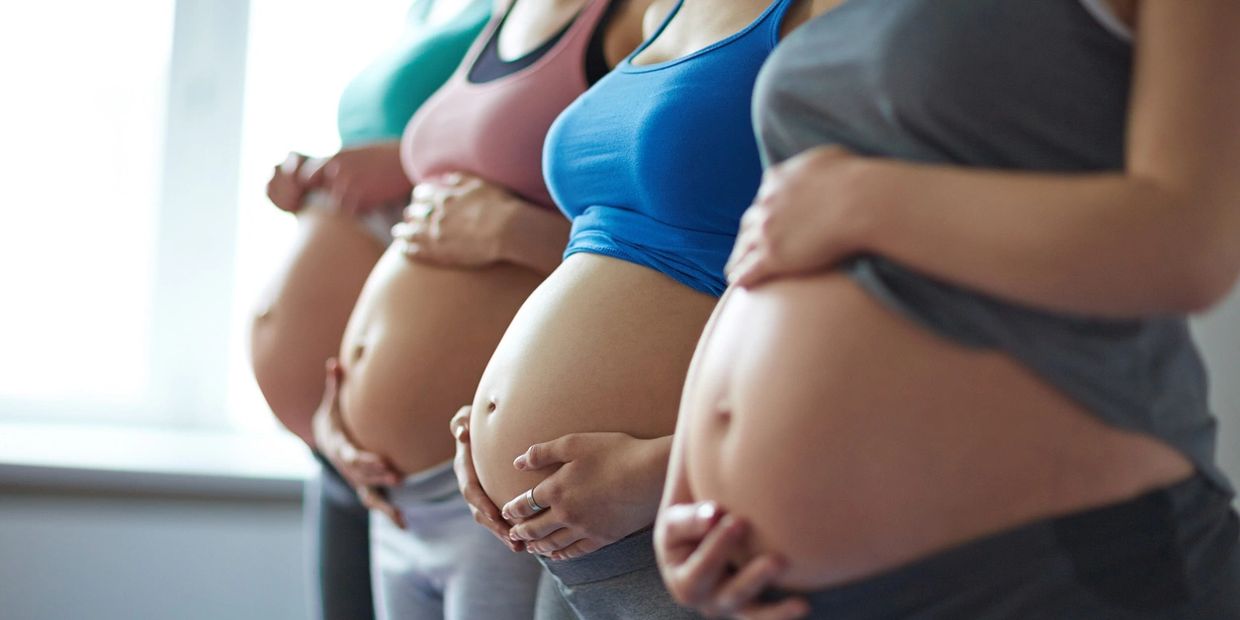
top-left (730, 0), bottom-right (1240, 318)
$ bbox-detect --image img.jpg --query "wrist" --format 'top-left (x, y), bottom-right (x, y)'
top-left (637, 435), bottom-right (674, 486)
top-left (495, 197), bottom-right (527, 265)
top-left (496, 198), bottom-right (566, 274)
top-left (841, 156), bottom-right (896, 256)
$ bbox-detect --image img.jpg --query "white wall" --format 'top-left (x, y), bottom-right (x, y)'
top-left (1193, 288), bottom-right (1240, 491)
top-left (0, 488), bottom-right (306, 620)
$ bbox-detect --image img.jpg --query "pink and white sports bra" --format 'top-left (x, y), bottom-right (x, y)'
top-left (400, 0), bottom-right (615, 208)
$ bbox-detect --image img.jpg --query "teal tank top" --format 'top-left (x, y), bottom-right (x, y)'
top-left (337, 0), bottom-right (490, 146)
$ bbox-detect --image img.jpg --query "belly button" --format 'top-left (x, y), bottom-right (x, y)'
top-left (713, 398), bottom-right (733, 424)
top-left (351, 344), bottom-right (365, 363)
top-left (485, 397), bottom-right (498, 414)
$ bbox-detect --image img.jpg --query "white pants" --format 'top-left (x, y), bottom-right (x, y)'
top-left (369, 461), bottom-right (543, 620)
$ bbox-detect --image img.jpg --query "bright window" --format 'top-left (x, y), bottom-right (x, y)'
top-left (0, 0), bottom-right (411, 434)
top-left (0, 1), bottom-right (172, 421)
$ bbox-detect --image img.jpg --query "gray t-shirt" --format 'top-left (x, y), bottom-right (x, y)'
top-left (754, 0), bottom-right (1231, 492)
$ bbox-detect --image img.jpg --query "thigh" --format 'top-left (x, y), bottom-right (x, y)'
top-left (313, 457), bottom-right (376, 620)
top-left (535, 568), bottom-right (579, 620)
top-left (370, 511), bottom-right (444, 620)
top-left (444, 523), bottom-right (543, 620)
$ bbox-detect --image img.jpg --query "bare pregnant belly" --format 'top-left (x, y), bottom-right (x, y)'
top-left (682, 272), bottom-right (1193, 590)
top-left (339, 245), bottom-right (544, 476)
top-left (469, 254), bottom-right (718, 507)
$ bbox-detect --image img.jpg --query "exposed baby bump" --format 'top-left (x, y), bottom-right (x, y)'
top-left (337, 247), bottom-right (543, 474)
top-left (682, 272), bottom-right (1180, 589)
top-left (469, 254), bottom-right (717, 508)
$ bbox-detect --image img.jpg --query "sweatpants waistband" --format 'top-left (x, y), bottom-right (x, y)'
top-left (540, 527), bottom-right (659, 586)
top-left (386, 460), bottom-right (459, 505)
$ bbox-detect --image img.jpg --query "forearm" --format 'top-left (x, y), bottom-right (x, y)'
top-left (498, 200), bottom-right (571, 276)
top-left (859, 160), bottom-right (1240, 317)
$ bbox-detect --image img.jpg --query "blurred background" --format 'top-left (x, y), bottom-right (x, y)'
top-left (0, 1), bottom-right (1237, 619)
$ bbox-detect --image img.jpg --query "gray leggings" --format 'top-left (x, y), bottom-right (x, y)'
top-left (369, 461), bottom-right (543, 620)
top-left (538, 528), bottom-right (700, 619)
top-left (769, 474), bottom-right (1240, 619)
top-left (306, 451), bottom-right (374, 620)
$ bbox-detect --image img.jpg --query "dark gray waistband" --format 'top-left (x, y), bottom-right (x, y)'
top-left (772, 474), bottom-right (1240, 618)
top-left (539, 528), bottom-right (658, 586)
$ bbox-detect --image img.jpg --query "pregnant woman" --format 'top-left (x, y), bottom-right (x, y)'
top-left (657, 0), bottom-right (1240, 617)
top-left (318, 0), bottom-right (654, 617)
top-left (248, 1), bottom-right (488, 617)
top-left (451, 0), bottom-right (799, 616)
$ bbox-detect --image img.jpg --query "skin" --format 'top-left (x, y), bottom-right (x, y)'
top-left (659, 0), bottom-right (1240, 616)
top-left (450, 0), bottom-right (786, 563)
top-left (250, 141), bottom-right (412, 445)
top-left (320, 0), bottom-right (655, 523)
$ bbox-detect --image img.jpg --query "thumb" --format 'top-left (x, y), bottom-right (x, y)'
top-left (513, 434), bottom-right (578, 471)
top-left (323, 358), bottom-right (344, 411)
top-left (661, 502), bottom-right (723, 546)
top-left (304, 157), bottom-right (333, 188)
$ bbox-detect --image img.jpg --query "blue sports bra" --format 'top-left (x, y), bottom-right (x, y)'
top-left (543, 0), bottom-right (794, 296)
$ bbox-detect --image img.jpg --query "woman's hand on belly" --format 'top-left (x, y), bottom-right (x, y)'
top-left (656, 502), bottom-right (808, 620)
top-left (393, 173), bottom-right (569, 275)
top-left (726, 146), bottom-right (874, 288)
top-left (451, 406), bottom-right (525, 552)
top-left (312, 359), bottom-right (404, 527)
top-left (501, 433), bottom-right (672, 561)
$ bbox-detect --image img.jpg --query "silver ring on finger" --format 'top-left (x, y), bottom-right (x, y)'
top-left (407, 202), bottom-right (435, 221)
top-left (524, 488), bottom-right (546, 514)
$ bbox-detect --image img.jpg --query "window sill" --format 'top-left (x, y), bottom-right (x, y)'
top-left (0, 421), bottom-right (315, 500)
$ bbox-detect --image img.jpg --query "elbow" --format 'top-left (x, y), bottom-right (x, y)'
top-left (1177, 260), bottom-right (1240, 314)
top-left (1160, 187), bottom-right (1240, 314)
top-left (1174, 221), bottom-right (1240, 313)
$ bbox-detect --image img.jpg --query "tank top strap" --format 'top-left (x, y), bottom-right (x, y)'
top-left (627, 0), bottom-right (796, 67)
top-left (759, 0), bottom-right (798, 49)
top-left (454, 0), bottom-right (614, 81)
top-left (545, 0), bottom-right (615, 65)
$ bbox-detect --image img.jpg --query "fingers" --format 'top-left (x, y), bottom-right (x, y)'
top-left (303, 155), bottom-right (331, 187)
top-left (725, 210), bottom-right (771, 288)
top-left (681, 515), bottom-right (749, 604)
top-left (346, 451), bottom-right (401, 487)
top-left (659, 502), bottom-right (723, 554)
top-left (513, 434), bottom-right (579, 472)
top-left (727, 248), bottom-right (773, 289)
top-left (320, 358), bottom-right (342, 412)
top-left (403, 202), bottom-right (435, 223)
top-left (502, 482), bottom-right (555, 521)
top-left (449, 406), bottom-right (472, 442)
top-left (508, 509), bottom-right (565, 542)
top-left (549, 538), bottom-right (606, 562)
top-left (665, 515), bottom-right (748, 608)
top-left (525, 527), bottom-right (584, 556)
top-left (710, 555), bottom-right (790, 618)
top-left (359, 486), bottom-right (405, 530)
top-left (280, 152), bottom-right (306, 176)
top-left (450, 417), bottom-right (521, 551)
